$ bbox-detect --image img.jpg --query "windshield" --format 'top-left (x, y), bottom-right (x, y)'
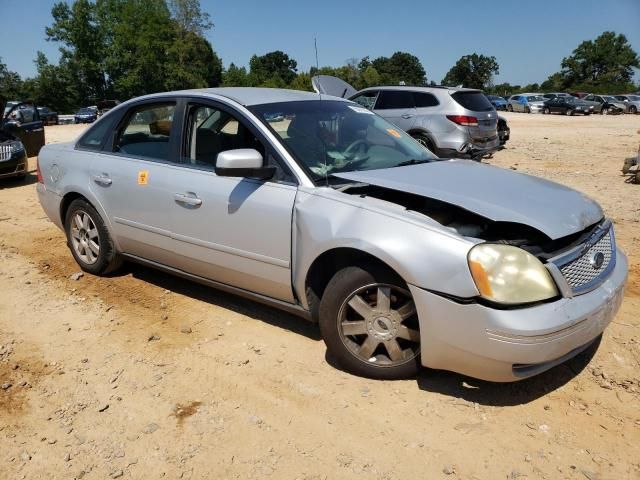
top-left (77, 109), bottom-right (93, 114)
top-left (250, 100), bottom-right (437, 182)
top-left (527, 96), bottom-right (544, 102)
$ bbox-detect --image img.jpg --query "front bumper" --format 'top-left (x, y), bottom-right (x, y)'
top-left (409, 248), bottom-right (628, 382)
top-left (0, 151), bottom-right (28, 179)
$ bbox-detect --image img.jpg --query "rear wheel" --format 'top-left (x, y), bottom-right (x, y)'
top-left (65, 199), bottom-right (122, 275)
top-left (319, 265), bottom-right (421, 379)
top-left (411, 133), bottom-right (436, 155)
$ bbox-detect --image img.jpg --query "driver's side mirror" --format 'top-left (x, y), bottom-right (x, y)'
top-left (215, 149), bottom-right (275, 180)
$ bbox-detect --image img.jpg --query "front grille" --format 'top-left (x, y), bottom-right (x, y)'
top-left (552, 223), bottom-right (616, 295)
top-left (0, 144), bottom-right (11, 162)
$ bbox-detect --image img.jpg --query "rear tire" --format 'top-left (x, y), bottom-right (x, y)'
top-left (411, 133), bottom-right (436, 155)
top-left (319, 265), bottom-right (421, 379)
top-left (65, 199), bottom-right (122, 275)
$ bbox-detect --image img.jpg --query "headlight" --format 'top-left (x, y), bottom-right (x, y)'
top-left (468, 244), bottom-right (559, 305)
top-left (10, 141), bottom-right (25, 154)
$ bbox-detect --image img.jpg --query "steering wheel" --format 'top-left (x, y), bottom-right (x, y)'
top-left (343, 139), bottom-right (369, 161)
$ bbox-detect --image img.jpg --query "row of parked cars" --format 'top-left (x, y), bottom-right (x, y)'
top-left (487, 92), bottom-right (640, 115)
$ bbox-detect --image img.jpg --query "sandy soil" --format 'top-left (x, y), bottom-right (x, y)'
top-left (1, 115), bottom-right (639, 480)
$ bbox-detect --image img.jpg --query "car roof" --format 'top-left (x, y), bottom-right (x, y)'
top-left (145, 87), bottom-right (335, 106)
top-left (358, 85), bottom-right (481, 94)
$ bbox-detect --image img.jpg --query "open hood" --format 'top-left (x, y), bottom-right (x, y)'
top-left (333, 160), bottom-right (603, 240)
top-left (311, 75), bottom-right (358, 99)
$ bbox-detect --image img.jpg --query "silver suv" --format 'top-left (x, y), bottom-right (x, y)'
top-left (312, 76), bottom-right (501, 159)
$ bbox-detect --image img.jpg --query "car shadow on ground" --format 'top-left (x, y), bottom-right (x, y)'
top-left (0, 171), bottom-right (37, 189)
top-left (415, 336), bottom-right (600, 406)
top-left (122, 262), bottom-right (322, 341)
top-left (325, 336), bottom-right (599, 406)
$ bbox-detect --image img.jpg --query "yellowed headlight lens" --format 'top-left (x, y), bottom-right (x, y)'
top-left (468, 244), bottom-right (559, 304)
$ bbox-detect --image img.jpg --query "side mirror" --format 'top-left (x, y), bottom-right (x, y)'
top-left (214, 149), bottom-right (275, 180)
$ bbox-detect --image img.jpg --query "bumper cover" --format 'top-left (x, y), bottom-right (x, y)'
top-left (0, 152), bottom-right (28, 179)
top-left (409, 248), bottom-right (628, 382)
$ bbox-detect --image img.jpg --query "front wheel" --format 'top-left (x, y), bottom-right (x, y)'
top-left (543, 107), bottom-right (551, 114)
top-left (319, 265), bottom-right (421, 379)
top-left (65, 199), bottom-right (122, 275)
top-left (566, 108), bottom-right (574, 116)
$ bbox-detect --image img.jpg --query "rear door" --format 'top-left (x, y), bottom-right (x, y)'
top-left (88, 100), bottom-right (179, 265)
top-left (450, 91), bottom-right (497, 144)
top-left (373, 90), bottom-right (417, 131)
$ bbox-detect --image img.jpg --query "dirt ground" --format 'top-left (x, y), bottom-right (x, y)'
top-left (1, 114), bottom-right (639, 480)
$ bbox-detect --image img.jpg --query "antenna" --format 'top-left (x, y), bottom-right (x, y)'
top-left (314, 36), bottom-right (319, 71)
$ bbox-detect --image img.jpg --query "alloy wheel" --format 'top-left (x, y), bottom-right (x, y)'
top-left (69, 210), bottom-right (100, 265)
top-left (337, 283), bottom-right (420, 367)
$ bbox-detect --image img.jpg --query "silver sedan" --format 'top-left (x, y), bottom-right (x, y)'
top-left (36, 88), bottom-right (627, 381)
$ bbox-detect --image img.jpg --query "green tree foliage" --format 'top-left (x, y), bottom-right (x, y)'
top-left (0, 57), bottom-right (24, 101)
top-left (441, 53), bottom-right (499, 89)
top-left (371, 52), bottom-right (426, 85)
top-left (168, 0), bottom-right (213, 35)
top-left (249, 51), bottom-right (298, 86)
top-left (221, 63), bottom-right (249, 87)
top-left (560, 31), bottom-right (639, 92)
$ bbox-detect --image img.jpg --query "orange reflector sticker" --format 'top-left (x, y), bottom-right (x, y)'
top-left (386, 128), bottom-right (401, 138)
top-left (137, 170), bottom-right (149, 185)
top-left (469, 260), bottom-right (493, 297)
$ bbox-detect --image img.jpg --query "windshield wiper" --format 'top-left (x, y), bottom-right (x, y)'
top-left (394, 159), bottom-right (431, 168)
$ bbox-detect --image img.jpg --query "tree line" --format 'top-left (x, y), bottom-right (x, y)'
top-left (1, 0), bottom-right (638, 113)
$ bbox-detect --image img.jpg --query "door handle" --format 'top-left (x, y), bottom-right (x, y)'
top-left (174, 193), bottom-right (202, 207)
top-left (401, 113), bottom-right (414, 119)
top-left (92, 174), bottom-right (112, 186)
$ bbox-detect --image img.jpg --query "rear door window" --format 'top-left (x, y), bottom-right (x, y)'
top-left (375, 91), bottom-right (415, 110)
top-left (115, 103), bottom-right (176, 161)
top-left (413, 92), bottom-right (439, 108)
top-left (77, 117), bottom-right (114, 150)
top-left (451, 92), bottom-right (494, 112)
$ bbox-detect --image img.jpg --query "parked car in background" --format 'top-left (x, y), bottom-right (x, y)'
top-left (97, 100), bottom-right (120, 116)
top-left (0, 98), bottom-right (45, 180)
top-left (582, 95), bottom-right (625, 114)
top-left (570, 92), bottom-right (589, 99)
top-left (74, 108), bottom-right (98, 124)
top-left (542, 93), bottom-right (572, 100)
top-left (613, 95), bottom-right (640, 114)
top-left (312, 75), bottom-right (501, 159)
top-left (506, 94), bottom-right (545, 113)
top-left (36, 87), bottom-right (627, 382)
top-left (485, 95), bottom-right (507, 110)
top-left (543, 96), bottom-right (593, 116)
top-left (37, 106), bottom-right (59, 126)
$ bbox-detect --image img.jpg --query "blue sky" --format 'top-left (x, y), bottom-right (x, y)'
top-left (1, 0), bottom-right (639, 85)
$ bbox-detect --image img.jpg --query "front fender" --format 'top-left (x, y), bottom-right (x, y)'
top-left (292, 190), bottom-right (479, 308)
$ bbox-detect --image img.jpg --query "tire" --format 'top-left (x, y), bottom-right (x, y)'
top-left (543, 107), bottom-right (551, 115)
top-left (319, 265), bottom-right (421, 379)
top-left (64, 199), bottom-right (122, 275)
top-left (566, 108), bottom-right (573, 116)
top-left (507, 104), bottom-right (513, 112)
top-left (411, 133), bottom-right (436, 155)
top-left (630, 106), bottom-right (637, 114)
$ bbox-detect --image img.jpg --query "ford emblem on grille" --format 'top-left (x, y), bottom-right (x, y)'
top-left (590, 251), bottom-right (605, 270)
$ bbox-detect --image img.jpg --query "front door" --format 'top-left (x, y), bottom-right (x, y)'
top-left (89, 101), bottom-right (179, 265)
top-left (373, 90), bottom-right (417, 131)
top-left (3, 103), bottom-right (45, 156)
top-left (169, 101), bottom-right (297, 302)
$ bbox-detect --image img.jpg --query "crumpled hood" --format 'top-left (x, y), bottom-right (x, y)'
top-left (333, 160), bottom-right (603, 240)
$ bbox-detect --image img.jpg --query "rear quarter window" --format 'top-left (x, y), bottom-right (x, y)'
top-left (413, 92), bottom-right (439, 108)
top-left (76, 117), bottom-right (114, 150)
top-left (452, 92), bottom-right (494, 112)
